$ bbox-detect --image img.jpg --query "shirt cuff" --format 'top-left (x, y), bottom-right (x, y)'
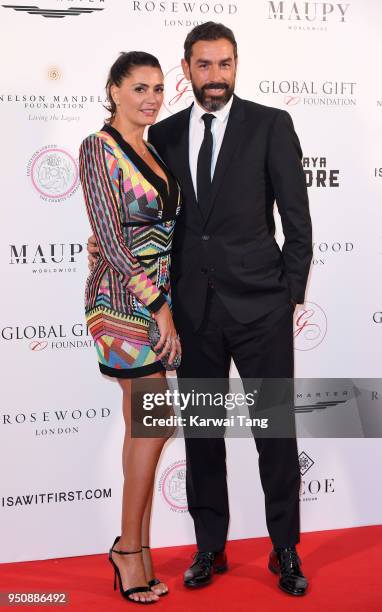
top-left (148, 293), bottom-right (167, 313)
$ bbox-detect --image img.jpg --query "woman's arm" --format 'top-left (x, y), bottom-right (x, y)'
top-left (79, 134), bottom-right (166, 313)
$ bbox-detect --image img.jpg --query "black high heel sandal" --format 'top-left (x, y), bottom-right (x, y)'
top-left (142, 545), bottom-right (169, 596)
top-left (109, 536), bottom-right (157, 604)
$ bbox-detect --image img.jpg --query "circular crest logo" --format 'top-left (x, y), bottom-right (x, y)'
top-left (158, 459), bottom-right (187, 513)
top-left (163, 66), bottom-right (193, 115)
top-left (293, 301), bottom-right (327, 351)
top-left (27, 146), bottom-right (79, 202)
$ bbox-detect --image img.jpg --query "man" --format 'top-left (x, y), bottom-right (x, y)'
top-left (89, 22), bottom-right (312, 596)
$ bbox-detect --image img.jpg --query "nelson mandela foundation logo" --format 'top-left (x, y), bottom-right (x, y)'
top-left (266, 1), bottom-right (350, 31)
top-left (27, 146), bottom-right (79, 202)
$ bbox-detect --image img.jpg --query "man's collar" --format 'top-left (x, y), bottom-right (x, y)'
top-left (191, 94), bottom-right (234, 123)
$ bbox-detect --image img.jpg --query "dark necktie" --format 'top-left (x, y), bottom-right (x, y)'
top-left (196, 113), bottom-right (215, 208)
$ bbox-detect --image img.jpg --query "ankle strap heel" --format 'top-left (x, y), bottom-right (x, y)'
top-left (108, 536), bottom-right (155, 604)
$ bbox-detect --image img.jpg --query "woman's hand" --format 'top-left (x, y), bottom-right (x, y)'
top-left (87, 234), bottom-right (99, 271)
top-left (153, 303), bottom-right (181, 366)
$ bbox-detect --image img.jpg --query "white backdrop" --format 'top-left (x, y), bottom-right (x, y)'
top-left (1, 0), bottom-right (381, 563)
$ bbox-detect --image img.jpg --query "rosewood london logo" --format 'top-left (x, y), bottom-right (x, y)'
top-left (27, 145), bottom-right (79, 202)
top-left (131, 0), bottom-right (238, 27)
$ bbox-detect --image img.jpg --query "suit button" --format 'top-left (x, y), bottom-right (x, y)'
top-left (210, 267), bottom-right (215, 273)
top-left (200, 267), bottom-right (207, 274)
top-left (202, 234), bottom-right (210, 241)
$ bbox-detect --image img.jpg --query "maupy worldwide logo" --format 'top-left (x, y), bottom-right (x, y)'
top-left (266, 1), bottom-right (350, 30)
top-left (1, 1), bottom-right (106, 19)
top-left (1, 323), bottom-right (93, 352)
top-left (257, 80), bottom-right (356, 107)
top-left (293, 301), bottom-right (327, 351)
top-left (163, 66), bottom-right (193, 115)
top-left (9, 242), bottom-right (84, 274)
top-left (27, 146), bottom-right (79, 202)
top-left (158, 459), bottom-right (187, 513)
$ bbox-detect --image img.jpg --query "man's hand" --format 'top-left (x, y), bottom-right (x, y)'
top-left (87, 234), bottom-right (99, 271)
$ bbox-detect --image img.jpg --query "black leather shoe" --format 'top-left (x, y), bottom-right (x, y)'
top-left (184, 551), bottom-right (228, 588)
top-left (268, 547), bottom-right (308, 596)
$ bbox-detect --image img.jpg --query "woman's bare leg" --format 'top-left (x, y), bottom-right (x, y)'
top-left (111, 371), bottom-right (171, 603)
top-left (141, 482), bottom-right (169, 595)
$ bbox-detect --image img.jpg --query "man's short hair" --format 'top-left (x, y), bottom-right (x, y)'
top-left (184, 21), bottom-right (238, 64)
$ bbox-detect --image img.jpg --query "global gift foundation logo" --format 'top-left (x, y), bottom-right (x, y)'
top-left (258, 79), bottom-right (357, 107)
top-left (27, 146), bottom-right (79, 202)
top-left (158, 459), bottom-right (187, 513)
top-left (163, 66), bottom-right (193, 115)
top-left (293, 301), bottom-right (327, 351)
top-left (0, 323), bottom-right (93, 351)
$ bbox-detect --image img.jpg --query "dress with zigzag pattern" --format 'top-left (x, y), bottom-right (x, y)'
top-left (79, 124), bottom-right (181, 378)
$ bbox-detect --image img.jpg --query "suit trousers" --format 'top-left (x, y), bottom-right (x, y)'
top-left (177, 286), bottom-right (301, 552)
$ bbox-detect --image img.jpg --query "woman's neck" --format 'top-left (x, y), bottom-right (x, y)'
top-left (110, 117), bottom-right (145, 147)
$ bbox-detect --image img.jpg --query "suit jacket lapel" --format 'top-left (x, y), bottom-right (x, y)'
top-left (203, 95), bottom-right (246, 226)
top-left (169, 104), bottom-right (205, 220)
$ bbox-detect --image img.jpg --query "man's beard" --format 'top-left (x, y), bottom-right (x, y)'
top-left (192, 81), bottom-right (234, 112)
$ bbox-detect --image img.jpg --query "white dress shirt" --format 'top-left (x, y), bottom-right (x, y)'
top-left (189, 95), bottom-right (234, 199)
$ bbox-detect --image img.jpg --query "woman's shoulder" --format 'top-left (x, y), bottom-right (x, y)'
top-left (80, 130), bottom-right (119, 158)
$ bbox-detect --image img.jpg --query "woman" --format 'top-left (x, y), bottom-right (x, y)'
top-left (79, 51), bottom-right (182, 604)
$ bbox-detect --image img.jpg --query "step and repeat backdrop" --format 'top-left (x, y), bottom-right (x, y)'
top-left (0, 0), bottom-right (381, 562)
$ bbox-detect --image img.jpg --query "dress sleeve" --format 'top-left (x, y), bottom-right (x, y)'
top-left (79, 134), bottom-right (166, 313)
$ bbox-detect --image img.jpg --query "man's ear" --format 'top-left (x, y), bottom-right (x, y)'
top-left (181, 58), bottom-right (191, 81)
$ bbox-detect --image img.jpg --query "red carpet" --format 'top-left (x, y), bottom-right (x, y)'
top-left (1, 526), bottom-right (381, 611)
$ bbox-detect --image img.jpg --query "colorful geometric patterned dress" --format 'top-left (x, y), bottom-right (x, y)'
top-left (79, 124), bottom-right (181, 378)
